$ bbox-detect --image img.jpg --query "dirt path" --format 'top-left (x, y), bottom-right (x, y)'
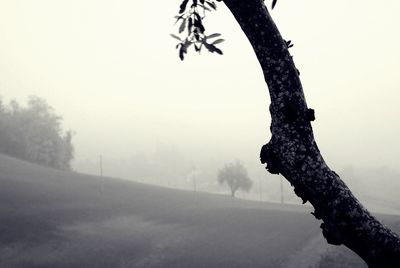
top-left (282, 233), bottom-right (331, 268)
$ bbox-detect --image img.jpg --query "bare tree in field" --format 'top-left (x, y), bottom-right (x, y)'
top-left (171, 0), bottom-right (400, 266)
top-left (218, 160), bottom-right (252, 198)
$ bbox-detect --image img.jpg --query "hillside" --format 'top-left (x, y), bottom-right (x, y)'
top-left (0, 153), bottom-right (399, 267)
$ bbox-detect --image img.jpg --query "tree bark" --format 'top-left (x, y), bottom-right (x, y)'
top-left (222, 0), bottom-right (400, 266)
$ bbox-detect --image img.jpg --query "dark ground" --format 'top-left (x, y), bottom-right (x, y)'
top-left (0, 154), bottom-right (399, 267)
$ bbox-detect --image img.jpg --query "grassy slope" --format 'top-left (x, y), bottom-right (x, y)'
top-left (0, 154), bottom-right (399, 268)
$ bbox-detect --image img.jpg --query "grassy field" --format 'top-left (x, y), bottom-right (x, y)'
top-left (0, 153), bottom-right (399, 267)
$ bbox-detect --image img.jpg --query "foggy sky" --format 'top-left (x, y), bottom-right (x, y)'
top-left (1, 0), bottom-right (400, 177)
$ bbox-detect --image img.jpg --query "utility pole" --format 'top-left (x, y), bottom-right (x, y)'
top-left (99, 155), bottom-right (103, 177)
top-left (280, 176), bottom-right (284, 205)
top-left (193, 170), bottom-right (197, 193)
top-left (99, 155), bottom-right (104, 194)
top-left (191, 166), bottom-right (197, 202)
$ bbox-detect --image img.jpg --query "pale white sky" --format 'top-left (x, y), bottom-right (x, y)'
top-left (0, 0), bottom-right (399, 176)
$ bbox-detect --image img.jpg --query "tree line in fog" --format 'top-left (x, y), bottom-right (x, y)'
top-left (0, 96), bottom-right (74, 169)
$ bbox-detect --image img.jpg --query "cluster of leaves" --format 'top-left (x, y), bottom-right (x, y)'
top-left (285, 39), bottom-right (293, 48)
top-left (171, 0), bottom-right (279, 60)
top-left (0, 96), bottom-right (74, 170)
top-left (171, 0), bottom-right (224, 60)
top-left (272, 0), bottom-right (278, 9)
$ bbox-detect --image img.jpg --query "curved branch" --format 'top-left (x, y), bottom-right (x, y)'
top-left (222, 0), bottom-right (400, 266)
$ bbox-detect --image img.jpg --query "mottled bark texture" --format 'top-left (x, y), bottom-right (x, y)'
top-left (223, 0), bottom-right (400, 266)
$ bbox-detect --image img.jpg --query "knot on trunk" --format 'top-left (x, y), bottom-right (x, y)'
top-left (260, 142), bottom-right (281, 174)
top-left (311, 208), bottom-right (322, 220)
top-left (306, 108), bottom-right (315, 121)
top-left (293, 185), bottom-right (308, 204)
top-left (282, 100), bottom-right (298, 122)
top-left (321, 222), bottom-right (344, 246)
top-left (282, 100), bottom-right (315, 122)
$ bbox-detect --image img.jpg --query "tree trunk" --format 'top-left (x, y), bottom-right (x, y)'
top-left (222, 0), bottom-right (400, 266)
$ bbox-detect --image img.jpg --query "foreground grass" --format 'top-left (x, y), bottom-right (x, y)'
top-left (0, 154), bottom-right (398, 267)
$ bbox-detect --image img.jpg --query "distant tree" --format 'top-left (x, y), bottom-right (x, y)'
top-left (218, 161), bottom-right (252, 197)
top-left (0, 96), bottom-right (74, 169)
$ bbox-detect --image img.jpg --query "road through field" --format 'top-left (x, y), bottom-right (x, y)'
top-left (283, 233), bottom-right (329, 268)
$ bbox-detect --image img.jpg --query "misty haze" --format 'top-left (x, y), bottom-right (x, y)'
top-left (1, 0), bottom-right (400, 267)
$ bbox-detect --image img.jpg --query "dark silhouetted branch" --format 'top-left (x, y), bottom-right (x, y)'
top-left (223, 0), bottom-right (400, 266)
